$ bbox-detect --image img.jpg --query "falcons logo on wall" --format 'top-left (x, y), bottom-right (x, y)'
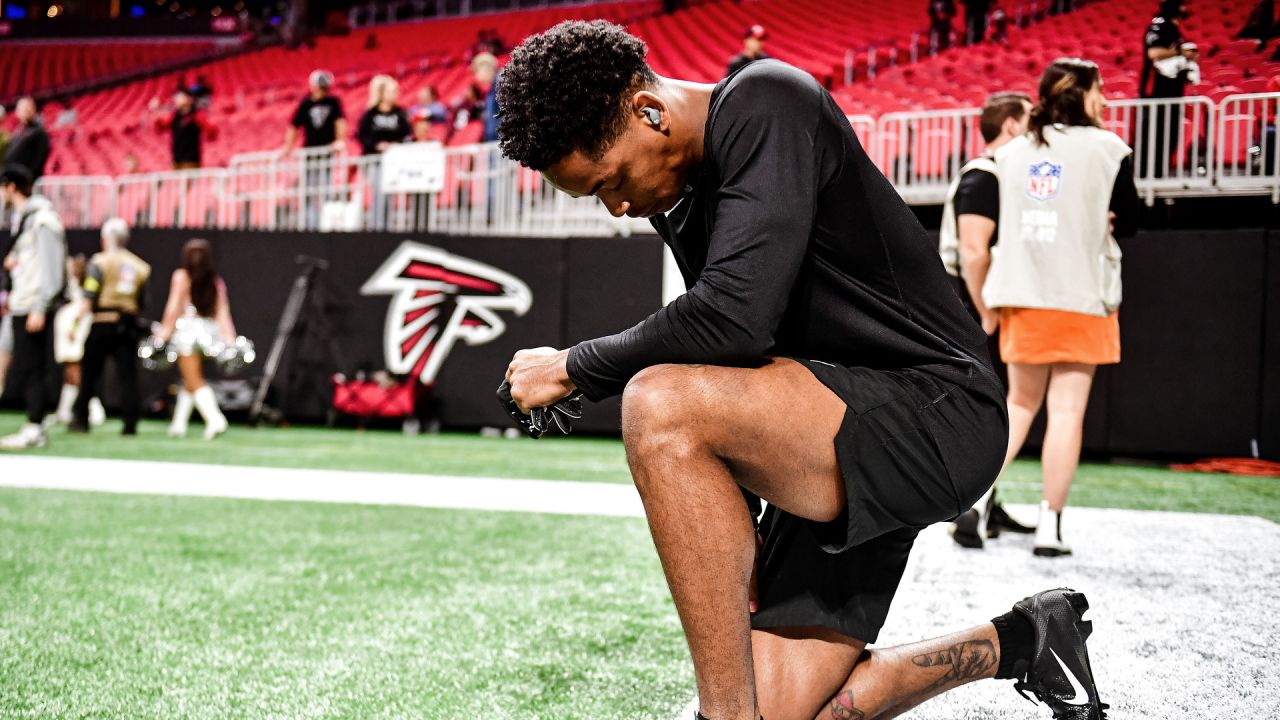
top-left (360, 241), bottom-right (532, 384)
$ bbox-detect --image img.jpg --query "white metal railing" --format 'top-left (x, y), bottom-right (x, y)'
top-left (877, 107), bottom-right (982, 204)
top-left (866, 94), bottom-right (1277, 205)
top-left (1216, 93), bottom-right (1278, 202)
top-left (27, 94), bottom-right (1280, 233)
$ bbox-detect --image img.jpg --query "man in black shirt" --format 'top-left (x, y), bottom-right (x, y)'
top-left (498, 21), bottom-right (1106, 720)
top-left (1139, 0), bottom-right (1197, 177)
top-left (6, 97), bottom-right (50, 181)
top-left (940, 92), bottom-right (1039, 548)
top-left (152, 89), bottom-right (218, 169)
top-left (725, 25), bottom-right (769, 77)
top-left (285, 70), bottom-right (348, 152)
top-left (284, 70), bottom-right (347, 228)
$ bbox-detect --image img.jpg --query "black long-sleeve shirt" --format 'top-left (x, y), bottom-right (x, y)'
top-left (6, 121), bottom-right (50, 180)
top-left (567, 60), bottom-right (995, 402)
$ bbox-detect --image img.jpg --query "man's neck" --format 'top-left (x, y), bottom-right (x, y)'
top-left (657, 77), bottom-right (715, 177)
top-left (11, 196), bottom-right (28, 213)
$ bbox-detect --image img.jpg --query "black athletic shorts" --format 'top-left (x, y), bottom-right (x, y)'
top-left (749, 360), bottom-right (1008, 643)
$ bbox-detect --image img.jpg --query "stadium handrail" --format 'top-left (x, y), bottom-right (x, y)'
top-left (25, 93), bottom-right (1280, 234)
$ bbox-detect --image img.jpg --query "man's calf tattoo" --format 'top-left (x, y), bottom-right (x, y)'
top-left (911, 639), bottom-right (998, 692)
top-left (828, 689), bottom-right (866, 720)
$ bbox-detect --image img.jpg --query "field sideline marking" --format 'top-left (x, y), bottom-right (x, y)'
top-left (0, 455), bottom-right (648, 518)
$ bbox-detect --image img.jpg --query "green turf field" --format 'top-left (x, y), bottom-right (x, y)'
top-left (0, 488), bottom-right (692, 720)
top-left (2, 411), bottom-right (1277, 521)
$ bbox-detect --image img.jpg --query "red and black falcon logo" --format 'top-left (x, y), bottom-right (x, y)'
top-left (360, 241), bottom-right (532, 384)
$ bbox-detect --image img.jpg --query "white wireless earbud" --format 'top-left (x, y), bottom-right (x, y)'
top-left (643, 107), bottom-right (661, 126)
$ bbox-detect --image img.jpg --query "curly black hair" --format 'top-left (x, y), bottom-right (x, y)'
top-left (497, 20), bottom-right (657, 170)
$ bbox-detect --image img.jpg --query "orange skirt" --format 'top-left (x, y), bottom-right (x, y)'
top-left (999, 307), bottom-right (1120, 365)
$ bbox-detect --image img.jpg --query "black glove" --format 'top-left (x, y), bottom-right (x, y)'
top-left (496, 381), bottom-right (585, 439)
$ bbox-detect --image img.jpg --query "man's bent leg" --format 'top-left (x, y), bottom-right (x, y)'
top-left (753, 628), bottom-right (866, 720)
top-left (622, 359), bottom-right (848, 720)
top-left (812, 624), bottom-right (1001, 720)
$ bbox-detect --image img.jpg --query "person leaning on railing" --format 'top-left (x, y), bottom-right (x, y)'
top-left (983, 58), bottom-right (1140, 558)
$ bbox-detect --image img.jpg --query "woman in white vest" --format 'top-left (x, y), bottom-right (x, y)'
top-left (984, 58), bottom-right (1139, 557)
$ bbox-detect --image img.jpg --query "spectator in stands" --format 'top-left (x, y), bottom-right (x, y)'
top-left (963, 0), bottom-right (992, 44)
top-left (1139, 0), bottom-right (1197, 177)
top-left (69, 218), bottom-right (150, 436)
top-left (940, 91), bottom-right (1038, 548)
top-left (410, 86), bottom-right (449, 126)
top-left (984, 59), bottom-right (1139, 557)
top-left (929, 0), bottom-right (957, 50)
top-left (468, 52), bottom-right (501, 143)
top-left (188, 75), bottom-right (213, 110)
top-left (157, 239), bottom-right (236, 440)
top-left (285, 70), bottom-right (347, 228)
top-left (990, 4), bottom-right (1011, 45)
top-left (357, 75), bottom-right (411, 156)
top-left (284, 70), bottom-right (348, 154)
top-left (0, 106), bottom-right (8, 167)
top-left (725, 25), bottom-right (769, 77)
top-left (152, 89), bottom-right (218, 170)
top-left (7, 97), bottom-right (51, 181)
top-left (0, 164), bottom-right (66, 451)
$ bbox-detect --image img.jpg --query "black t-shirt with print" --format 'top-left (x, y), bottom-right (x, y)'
top-left (291, 95), bottom-right (345, 147)
top-left (1142, 16), bottom-right (1187, 98)
top-left (357, 106), bottom-right (412, 155)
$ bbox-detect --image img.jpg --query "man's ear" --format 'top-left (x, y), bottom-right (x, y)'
top-left (630, 91), bottom-right (669, 132)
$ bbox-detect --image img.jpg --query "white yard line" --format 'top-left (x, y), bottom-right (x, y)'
top-left (0, 455), bottom-right (647, 518)
top-left (3, 455), bottom-right (1278, 720)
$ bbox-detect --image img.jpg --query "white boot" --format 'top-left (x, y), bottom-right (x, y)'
top-left (169, 390), bottom-right (194, 437)
top-left (1033, 500), bottom-right (1072, 557)
top-left (56, 384), bottom-right (78, 424)
top-left (88, 398), bottom-right (106, 427)
top-left (192, 385), bottom-right (228, 440)
top-left (0, 423), bottom-right (48, 450)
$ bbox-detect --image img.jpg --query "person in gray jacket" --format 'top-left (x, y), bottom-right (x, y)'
top-left (1, 164), bottom-right (66, 449)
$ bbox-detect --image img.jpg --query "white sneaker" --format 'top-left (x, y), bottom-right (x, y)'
top-left (88, 398), bottom-right (106, 427)
top-left (0, 423), bottom-right (48, 450)
top-left (1033, 500), bottom-right (1073, 557)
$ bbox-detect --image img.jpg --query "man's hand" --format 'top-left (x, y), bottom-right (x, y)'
top-left (3, 255), bottom-right (17, 271)
top-left (26, 312), bottom-right (45, 333)
top-left (505, 347), bottom-right (576, 411)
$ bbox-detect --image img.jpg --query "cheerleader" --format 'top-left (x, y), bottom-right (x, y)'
top-left (157, 239), bottom-right (236, 439)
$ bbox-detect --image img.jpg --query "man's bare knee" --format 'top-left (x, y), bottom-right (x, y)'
top-left (621, 365), bottom-right (715, 477)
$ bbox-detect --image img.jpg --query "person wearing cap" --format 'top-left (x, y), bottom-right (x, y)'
top-left (151, 88), bottom-right (218, 170)
top-left (284, 69), bottom-right (348, 153)
top-left (725, 25), bottom-right (769, 77)
top-left (1139, 0), bottom-right (1197, 177)
top-left (284, 70), bottom-right (348, 228)
top-left (0, 164), bottom-right (67, 450)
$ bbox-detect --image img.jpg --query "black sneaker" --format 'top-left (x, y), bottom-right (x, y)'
top-left (66, 420), bottom-right (90, 434)
top-left (951, 507), bottom-right (986, 548)
top-left (1012, 588), bottom-right (1107, 719)
top-left (990, 501), bottom-right (1035, 535)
